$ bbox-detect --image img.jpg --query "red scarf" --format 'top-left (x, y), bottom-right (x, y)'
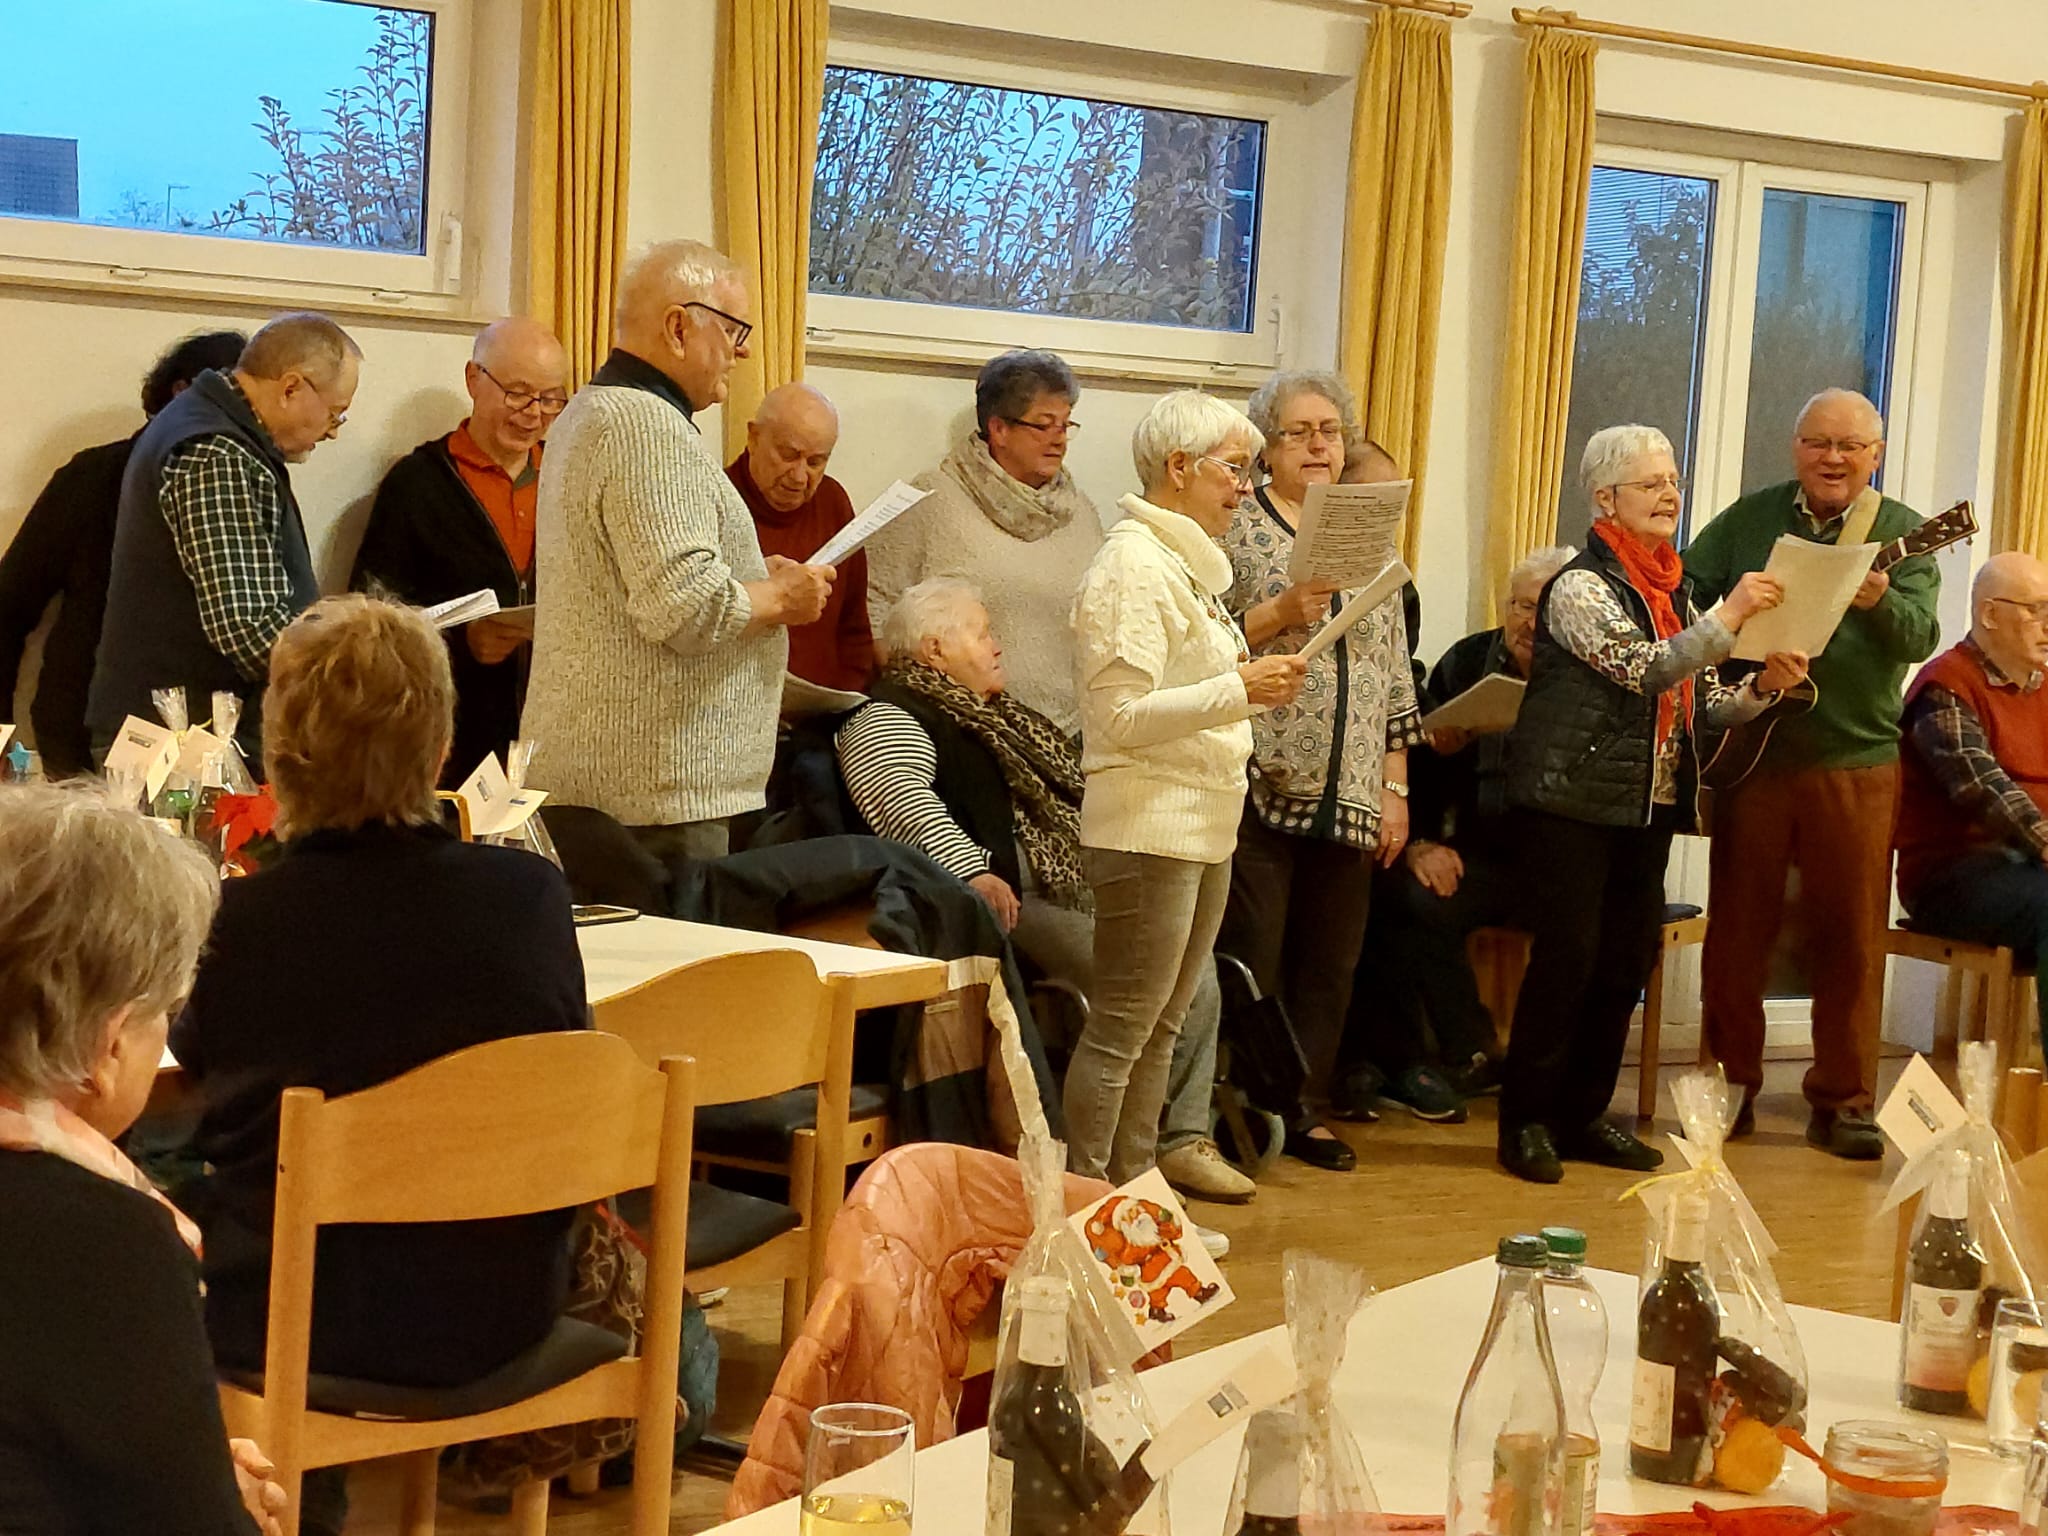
top-left (1591, 518), bottom-right (1694, 752)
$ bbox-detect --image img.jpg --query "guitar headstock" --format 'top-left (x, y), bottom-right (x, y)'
top-left (1877, 500), bottom-right (1976, 570)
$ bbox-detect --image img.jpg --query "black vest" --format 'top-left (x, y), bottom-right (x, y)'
top-left (89, 372), bottom-right (316, 750)
top-left (1507, 540), bottom-right (1702, 830)
top-left (867, 679), bottom-right (1022, 891)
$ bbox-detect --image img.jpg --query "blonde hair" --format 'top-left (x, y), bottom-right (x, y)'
top-left (0, 782), bottom-right (218, 1098)
top-left (263, 595), bottom-right (455, 838)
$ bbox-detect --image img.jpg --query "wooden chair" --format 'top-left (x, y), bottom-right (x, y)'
top-left (596, 948), bottom-right (855, 1350)
top-left (1467, 926), bottom-right (1530, 1045)
top-left (1885, 926), bottom-right (2025, 1069)
top-left (1639, 906), bottom-right (1709, 1119)
top-left (217, 1032), bottom-right (695, 1536)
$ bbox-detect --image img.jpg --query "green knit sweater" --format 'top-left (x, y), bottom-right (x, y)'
top-left (1682, 480), bottom-right (1942, 771)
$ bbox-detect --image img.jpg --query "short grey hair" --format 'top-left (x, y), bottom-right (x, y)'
top-left (1246, 370), bottom-right (1360, 449)
top-left (882, 577), bottom-right (987, 659)
top-left (0, 782), bottom-right (219, 1099)
top-left (975, 350), bottom-right (1078, 436)
top-left (617, 239), bottom-right (742, 329)
top-left (1131, 390), bottom-right (1263, 491)
top-left (1580, 424), bottom-right (1675, 496)
top-left (1509, 544), bottom-right (1578, 592)
top-left (238, 312), bottom-right (361, 383)
top-left (1795, 388), bottom-right (1884, 439)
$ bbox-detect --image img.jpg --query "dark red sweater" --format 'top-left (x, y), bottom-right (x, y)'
top-left (726, 455), bottom-right (874, 692)
top-left (1896, 642), bottom-right (2048, 906)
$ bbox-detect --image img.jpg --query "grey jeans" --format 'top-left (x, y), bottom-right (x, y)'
top-left (1062, 848), bottom-right (1233, 1182)
top-left (625, 817), bottom-right (731, 864)
top-left (1011, 894), bottom-right (1220, 1157)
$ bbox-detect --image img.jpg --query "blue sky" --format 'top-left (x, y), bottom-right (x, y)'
top-left (4, 0), bottom-right (426, 231)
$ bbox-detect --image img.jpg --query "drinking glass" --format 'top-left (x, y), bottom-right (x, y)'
top-left (1988, 1299), bottom-right (2048, 1456)
top-left (801, 1402), bottom-right (915, 1536)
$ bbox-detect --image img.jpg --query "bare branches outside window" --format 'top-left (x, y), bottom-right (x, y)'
top-left (810, 67), bottom-right (1266, 334)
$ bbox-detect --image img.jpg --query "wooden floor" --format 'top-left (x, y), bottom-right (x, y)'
top-left (347, 1055), bottom-right (1905, 1535)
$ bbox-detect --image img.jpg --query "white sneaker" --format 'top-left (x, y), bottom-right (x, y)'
top-left (1195, 1224), bottom-right (1230, 1261)
top-left (1157, 1137), bottom-right (1257, 1205)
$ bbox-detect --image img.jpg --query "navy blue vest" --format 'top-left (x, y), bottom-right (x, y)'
top-left (89, 372), bottom-right (316, 750)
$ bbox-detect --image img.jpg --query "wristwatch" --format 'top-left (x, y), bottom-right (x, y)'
top-left (1386, 780), bottom-right (1410, 799)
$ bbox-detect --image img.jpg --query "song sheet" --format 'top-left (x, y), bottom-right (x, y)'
top-left (780, 673), bottom-right (869, 720)
top-left (1419, 673), bottom-right (1527, 736)
top-left (1295, 559), bottom-right (1412, 664)
top-left (424, 588), bottom-right (500, 629)
top-left (809, 480), bottom-right (932, 567)
top-left (1288, 479), bottom-right (1411, 586)
top-left (1729, 535), bottom-right (1878, 661)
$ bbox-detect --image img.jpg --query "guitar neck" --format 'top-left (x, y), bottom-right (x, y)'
top-left (1871, 501), bottom-right (1974, 573)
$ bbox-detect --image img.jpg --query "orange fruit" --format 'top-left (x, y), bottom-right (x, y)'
top-left (1715, 1416), bottom-right (1785, 1494)
top-left (1968, 1353), bottom-right (1993, 1418)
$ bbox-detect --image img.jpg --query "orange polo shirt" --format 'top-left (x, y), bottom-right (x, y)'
top-left (446, 422), bottom-right (541, 577)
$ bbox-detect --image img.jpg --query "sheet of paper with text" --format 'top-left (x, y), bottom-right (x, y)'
top-left (1288, 479), bottom-right (1411, 586)
top-left (1730, 535), bottom-right (1878, 661)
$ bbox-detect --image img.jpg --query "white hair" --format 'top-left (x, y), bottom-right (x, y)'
top-left (616, 239), bottom-right (741, 330)
top-left (1795, 388), bottom-right (1884, 439)
top-left (1131, 390), bottom-right (1264, 491)
top-left (881, 577), bottom-right (986, 659)
top-left (1509, 544), bottom-right (1578, 591)
top-left (1580, 424), bottom-right (1675, 497)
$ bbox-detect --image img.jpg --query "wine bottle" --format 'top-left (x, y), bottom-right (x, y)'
top-left (1630, 1192), bottom-right (1719, 1485)
top-left (1901, 1147), bottom-right (1987, 1416)
top-left (1234, 1407), bottom-right (1304, 1536)
top-left (987, 1276), bottom-right (1127, 1536)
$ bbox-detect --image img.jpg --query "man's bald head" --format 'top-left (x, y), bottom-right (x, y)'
top-left (1972, 550), bottom-right (2048, 677)
top-left (746, 382), bottom-right (842, 516)
top-left (1791, 388), bottom-right (1886, 518)
top-left (614, 239), bottom-right (750, 410)
top-left (464, 316), bottom-right (569, 467)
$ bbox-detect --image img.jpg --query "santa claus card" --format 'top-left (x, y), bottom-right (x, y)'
top-left (1070, 1167), bottom-right (1235, 1354)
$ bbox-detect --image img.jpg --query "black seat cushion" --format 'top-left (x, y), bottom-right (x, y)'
top-left (1662, 901), bottom-right (1704, 924)
top-left (614, 1181), bottom-right (803, 1271)
top-left (694, 1082), bottom-right (892, 1165)
top-left (223, 1315), bottom-right (627, 1422)
top-left (1897, 915), bottom-right (2038, 976)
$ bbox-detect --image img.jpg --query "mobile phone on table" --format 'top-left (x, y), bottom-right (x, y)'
top-left (571, 904), bottom-right (640, 927)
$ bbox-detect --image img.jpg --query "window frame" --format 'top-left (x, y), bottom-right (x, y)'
top-left (0, 0), bottom-right (472, 313)
top-left (806, 37), bottom-right (1294, 378)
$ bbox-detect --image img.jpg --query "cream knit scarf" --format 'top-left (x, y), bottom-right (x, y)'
top-left (940, 435), bottom-right (1095, 543)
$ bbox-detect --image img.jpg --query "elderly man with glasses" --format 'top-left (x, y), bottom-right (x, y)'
top-left (521, 240), bottom-right (833, 866)
top-left (353, 316), bottom-right (571, 783)
top-left (1896, 552), bottom-right (2048, 1062)
top-left (1684, 387), bottom-right (1941, 1159)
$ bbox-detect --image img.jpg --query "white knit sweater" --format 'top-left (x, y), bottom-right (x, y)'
top-left (522, 385), bottom-right (783, 826)
top-left (1072, 495), bottom-right (1256, 864)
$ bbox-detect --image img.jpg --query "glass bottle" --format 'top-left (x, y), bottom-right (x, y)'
top-left (1234, 1407), bottom-right (1304, 1536)
top-left (987, 1275), bottom-right (1128, 1536)
top-left (1900, 1147), bottom-right (1987, 1416)
top-left (1630, 1191), bottom-right (1719, 1485)
top-left (1542, 1227), bottom-right (1607, 1536)
top-left (1450, 1234), bottom-right (1566, 1536)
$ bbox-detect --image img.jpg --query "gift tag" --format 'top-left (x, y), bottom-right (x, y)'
top-left (457, 753), bottom-right (549, 838)
top-left (1878, 1054), bottom-right (1967, 1164)
top-left (105, 716), bottom-right (179, 803)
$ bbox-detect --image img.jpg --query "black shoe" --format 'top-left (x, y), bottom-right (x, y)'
top-left (1807, 1108), bottom-right (1883, 1160)
top-left (1444, 1051), bottom-right (1503, 1098)
top-left (1284, 1118), bottom-right (1359, 1171)
top-left (1729, 1091), bottom-right (1757, 1139)
top-left (1327, 1064), bottom-right (1384, 1123)
top-left (1499, 1124), bottom-right (1563, 1184)
top-left (1559, 1118), bottom-right (1665, 1172)
top-left (1380, 1064), bottom-right (1468, 1123)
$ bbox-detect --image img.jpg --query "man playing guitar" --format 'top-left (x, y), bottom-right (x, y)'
top-left (1683, 388), bottom-right (1942, 1158)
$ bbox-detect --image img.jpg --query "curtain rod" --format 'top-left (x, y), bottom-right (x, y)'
top-left (1511, 6), bottom-right (2048, 102)
top-left (1290, 0), bottom-right (1475, 20)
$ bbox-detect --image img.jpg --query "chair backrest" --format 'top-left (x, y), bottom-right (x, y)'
top-left (595, 949), bottom-right (845, 1109)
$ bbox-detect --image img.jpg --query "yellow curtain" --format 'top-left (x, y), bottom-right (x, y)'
top-left (2000, 102), bottom-right (2048, 557)
top-left (1485, 29), bottom-right (1597, 621)
top-left (1338, 9), bottom-right (1452, 573)
top-left (722, 0), bottom-right (829, 459)
top-left (527, 0), bottom-right (632, 387)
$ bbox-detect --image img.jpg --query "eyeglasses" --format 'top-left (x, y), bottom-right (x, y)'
top-left (683, 301), bottom-right (753, 350)
top-left (1271, 423), bottom-right (1344, 448)
top-left (1797, 436), bottom-right (1878, 456)
top-left (476, 363), bottom-right (570, 416)
top-left (1613, 475), bottom-right (1686, 495)
top-left (1990, 596), bottom-right (2048, 623)
top-left (1199, 454), bottom-right (1255, 488)
top-left (307, 381), bottom-right (348, 432)
top-left (1001, 415), bottom-right (1078, 438)
top-left (1505, 597), bottom-right (1540, 618)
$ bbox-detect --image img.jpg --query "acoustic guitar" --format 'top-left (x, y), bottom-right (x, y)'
top-left (1698, 499), bottom-right (1978, 792)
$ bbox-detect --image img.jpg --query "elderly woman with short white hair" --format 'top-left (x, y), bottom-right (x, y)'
top-left (1064, 390), bottom-right (1306, 1184)
top-left (1497, 423), bottom-right (1805, 1184)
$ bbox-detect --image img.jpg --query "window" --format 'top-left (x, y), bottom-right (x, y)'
top-left (806, 52), bottom-right (1288, 373)
top-left (1559, 146), bottom-right (1926, 547)
top-left (2, 0), bottom-right (469, 305)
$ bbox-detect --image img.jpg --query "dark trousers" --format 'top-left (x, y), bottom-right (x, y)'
top-left (1700, 762), bottom-right (1897, 1112)
top-left (1907, 848), bottom-right (2048, 1057)
top-left (1343, 846), bottom-right (1519, 1075)
top-left (1500, 808), bottom-right (1675, 1139)
top-left (1216, 810), bottom-right (1375, 1096)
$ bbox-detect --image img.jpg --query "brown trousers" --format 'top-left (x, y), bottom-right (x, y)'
top-left (1699, 760), bottom-right (1899, 1112)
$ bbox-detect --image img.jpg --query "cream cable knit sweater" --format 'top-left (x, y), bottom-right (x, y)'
top-left (523, 385), bottom-right (783, 826)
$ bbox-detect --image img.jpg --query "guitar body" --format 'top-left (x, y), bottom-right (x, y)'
top-left (1698, 678), bottom-right (1819, 792)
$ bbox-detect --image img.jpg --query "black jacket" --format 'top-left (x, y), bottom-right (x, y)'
top-left (90, 372), bottom-right (316, 752)
top-left (0, 436), bottom-right (134, 776)
top-left (1413, 626), bottom-right (1519, 857)
top-left (171, 823), bottom-right (586, 1385)
top-left (352, 437), bottom-right (531, 785)
top-left (1508, 540), bottom-right (1704, 830)
top-left (862, 679), bottom-right (1023, 892)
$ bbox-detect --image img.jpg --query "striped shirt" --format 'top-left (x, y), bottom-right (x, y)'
top-left (835, 701), bottom-right (993, 881)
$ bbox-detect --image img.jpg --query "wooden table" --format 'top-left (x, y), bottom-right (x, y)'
top-left (710, 1256), bottom-right (2023, 1535)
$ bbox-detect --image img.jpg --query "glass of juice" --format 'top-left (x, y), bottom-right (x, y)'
top-left (803, 1402), bottom-right (915, 1536)
top-left (1989, 1300), bottom-right (2048, 1456)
